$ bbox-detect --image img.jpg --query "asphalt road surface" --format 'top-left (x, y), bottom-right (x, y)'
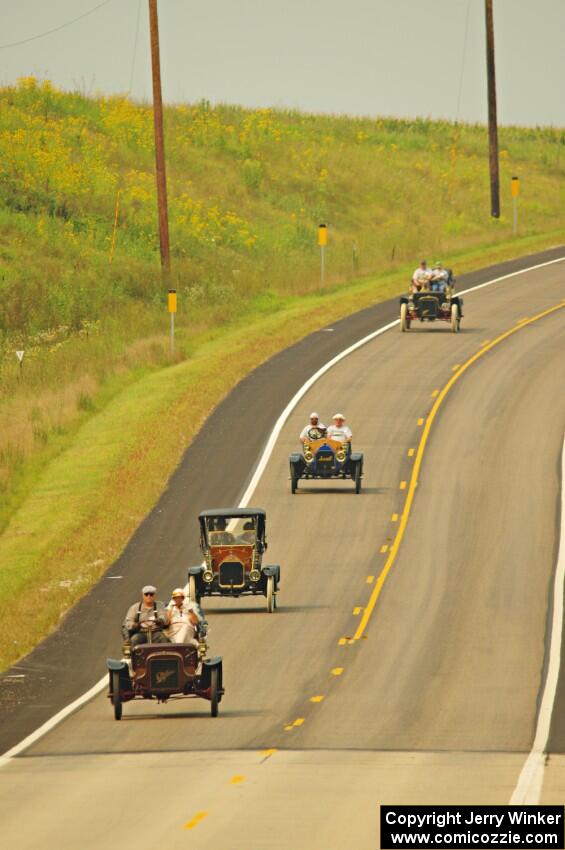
top-left (1, 254), bottom-right (564, 849)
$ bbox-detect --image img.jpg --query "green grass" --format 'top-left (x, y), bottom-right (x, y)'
top-left (0, 77), bottom-right (563, 670)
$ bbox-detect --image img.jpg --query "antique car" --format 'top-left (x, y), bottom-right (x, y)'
top-left (106, 623), bottom-right (223, 720)
top-left (289, 427), bottom-right (363, 493)
top-left (400, 274), bottom-right (462, 333)
top-left (187, 508), bottom-right (280, 613)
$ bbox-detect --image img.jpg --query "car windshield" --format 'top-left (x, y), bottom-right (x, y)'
top-left (205, 516), bottom-right (257, 546)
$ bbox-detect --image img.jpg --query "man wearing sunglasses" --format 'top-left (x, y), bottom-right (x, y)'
top-left (121, 585), bottom-right (170, 648)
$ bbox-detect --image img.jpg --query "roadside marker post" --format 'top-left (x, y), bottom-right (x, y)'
top-left (511, 176), bottom-right (520, 236)
top-left (168, 289), bottom-right (177, 356)
top-left (15, 349), bottom-right (24, 379)
top-left (318, 224), bottom-right (327, 287)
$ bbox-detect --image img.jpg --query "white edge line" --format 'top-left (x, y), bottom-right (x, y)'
top-left (510, 434), bottom-right (565, 804)
top-left (2, 254), bottom-right (564, 766)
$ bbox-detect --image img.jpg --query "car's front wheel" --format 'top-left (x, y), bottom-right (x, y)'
top-left (111, 671), bottom-right (122, 721)
top-left (210, 667), bottom-right (219, 717)
top-left (451, 303), bottom-right (460, 333)
top-left (290, 469), bottom-right (298, 494)
top-left (354, 462), bottom-right (362, 494)
top-left (266, 575), bottom-right (276, 613)
top-left (400, 302), bottom-right (409, 332)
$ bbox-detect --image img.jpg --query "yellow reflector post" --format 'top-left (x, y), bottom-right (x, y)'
top-left (511, 176), bottom-right (520, 198)
top-left (168, 289), bottom-right (177, 313)
top-left (318, 223), bottom-right (328, 246)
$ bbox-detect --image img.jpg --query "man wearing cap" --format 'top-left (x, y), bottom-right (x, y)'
top-left (430, 261), bottom-right (449, 292)
top-left (165, 588), bottom-right (200, 645)
top-left (300, 412), bottom-right (327, 443)
top-left (326, 413), bottom-right (352, 443)
top-left (121, 586), bottom-right (170, 648)
top-left (411, 259), bottom-right (431, 292)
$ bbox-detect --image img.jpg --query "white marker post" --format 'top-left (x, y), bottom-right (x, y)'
top-left (15, 349), bottom-right (24, 379)
top-left (168, 289), bottom-right (176, 356)
top-left (318, 224), bottom-right (327, 288)
top-left (512, 176), bottom-right (520, 236)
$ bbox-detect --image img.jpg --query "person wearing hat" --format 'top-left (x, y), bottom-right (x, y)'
top-left (121, 586), bottom-right (170, 648)
top-left (165, 588), bottom-right (200, 645)
top-left (326, 413), bottom-right (352, 443)
top-left (300, 411), bottom-right (327, 443)
top-left (430, 261), bottom-right (449, 292)
top-left (411, 259), bottom-right (431, 292)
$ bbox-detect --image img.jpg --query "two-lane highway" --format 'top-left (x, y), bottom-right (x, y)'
top-left (0, 259), bottom-right (564, 849)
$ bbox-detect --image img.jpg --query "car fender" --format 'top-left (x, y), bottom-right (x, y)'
top-left (188, 565), bottom-right (205, 577)
top-left (107, 657), bottom-right (128, 672)
top-left (350, 452), bottom-right (363, 464)
top-left (289, 453), bottom-right (303, 466)
top-left (263, 564), bottom-right (280, 583)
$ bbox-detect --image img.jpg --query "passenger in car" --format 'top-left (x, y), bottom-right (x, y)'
top-left (430, 261), bottom-right (449, 292)
top-left (326, 413), bottom-right (352, 443)
top-left (237, 520), bottom-right (256, 544)
top-left (300, 411), bottom-right (327, 443)
top-left (165, 588), bottom-right (199, 645)
top-left (208, 517), bottom-right (235, 546)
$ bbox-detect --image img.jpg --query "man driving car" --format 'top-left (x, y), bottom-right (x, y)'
top-left (121, 585), bottom-right (170, 648)
top-left (300, 411), bottom-right (327, 443)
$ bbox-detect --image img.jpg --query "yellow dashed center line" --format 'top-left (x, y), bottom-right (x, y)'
top-left (293, 717), bottom-right (305, 727)
top-left (284, 724), bottom-right (293, 731)
top-left (407, 448), bottom-right (415, 457)
top-left (380, 544), bottom-right (389, 554)
top-left (352, 299), bottom-right (565, 644)
top-left (353, 606), bottom-right (362, 615)
top-left (310, 695), bottom-right (325, 703)
top-left (338, 637), bottom-right (347, 645)
top-left (452, 364), bottom-right (460, 371)
top-left (417, 417), bottom-right (424, 425)
top-left (366, 575), bottom-right (375, 584)
top-left (230, 775), bottom-right (246, 785)
top-left (332, 667), bottom-right (344, 676)
top-left (184, 812), bottom-right (209, 830)
top-left (392, 513), bottom-right (399, 522)
top-left (261, 748), bottom-right (277, 757)
top-left (431, 389), bottom-right (439, 397)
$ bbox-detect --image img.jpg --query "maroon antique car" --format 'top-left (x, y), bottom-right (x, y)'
top-left (107, 627), bottom-right (223, 720)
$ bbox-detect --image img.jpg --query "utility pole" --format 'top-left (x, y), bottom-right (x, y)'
top-left (485, 0), bottom-right (500, 218)
top-left (148, 0), bottom-right (171, 274)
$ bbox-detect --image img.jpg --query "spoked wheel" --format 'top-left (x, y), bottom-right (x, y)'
top-left (188, 574), bottom-right (200, 604)
top-left (111, 670), bottom-right (122, 721)
top-left (451, 303), bottom-right (460, 333)
top-left (266, 575), bottom-right (275, 613)
top-left (400, 302), bottom-right (409, 332)
top-left (354, 463), bottom-right (362, 494)
top-left (210, 667), bottom-right (219, 718)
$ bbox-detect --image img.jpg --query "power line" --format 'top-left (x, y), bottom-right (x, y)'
top-left (128, 0), bottom-right (142, 94)
top-left (0, 0), bottom-right (115, 50)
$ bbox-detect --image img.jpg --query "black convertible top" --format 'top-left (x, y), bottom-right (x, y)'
top-left (198, 507), bottom-right (266, 519)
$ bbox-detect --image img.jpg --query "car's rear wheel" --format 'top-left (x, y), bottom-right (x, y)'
top-left (111, 671), bottom-right (122, 721)
top-left (210, 667), bottom-right (219, 717)
top-left (354, 462), bottom-right (362, 494)
top-left (188, 574), bottom-right (200, 604)
top-left (400, 302), bottom-right (409, 332)
top-left (266, 575), bottom-right (275, 613)
top-left (451, 303), bottom-right (460, 333)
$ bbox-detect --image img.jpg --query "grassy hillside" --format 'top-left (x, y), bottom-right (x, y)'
top-left (0, 77), bottom-right (563, 668)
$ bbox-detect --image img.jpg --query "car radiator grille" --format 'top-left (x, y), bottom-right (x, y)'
top-left (149, 658), bottom-right (180, 690)
top-left (219, 561), bottom-right (245, 588)
top-left (317, 452), bottom-right (334, 467)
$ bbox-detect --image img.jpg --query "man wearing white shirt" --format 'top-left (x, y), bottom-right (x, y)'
top-left (165, 588), bottom-right (200, 645)
top-left (326, 413), bottom-right (352, 443)
top-left (411, 259), bottom-right (431, 291)
top-left (300, 412), bottom-right (327, 443)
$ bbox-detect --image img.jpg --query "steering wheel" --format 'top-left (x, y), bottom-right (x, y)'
top-left (307, 426), bottom-right (325, 440)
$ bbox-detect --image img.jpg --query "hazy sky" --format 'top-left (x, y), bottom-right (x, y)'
top-left (1, 0), bottom-right (563, 126)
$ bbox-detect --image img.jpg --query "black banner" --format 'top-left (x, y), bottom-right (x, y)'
top-left (381, 806), bottom-right (564, 849)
